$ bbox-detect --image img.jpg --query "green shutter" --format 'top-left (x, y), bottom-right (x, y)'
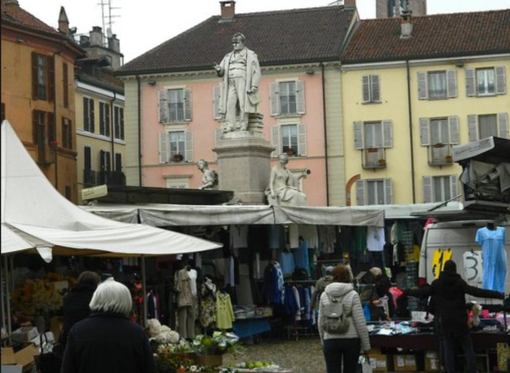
top-left (465, 68), bottom-right (476, 97)
top-left (296, 80), bottom-right (306, 115)
top-left (184, 88), bottom-right (192, 122)
top-left (269, 82), bottom-right (280, 116)
top-left (448, 116), bottom-right (460, 144)
top-left (298, 124), bottom-right (307, 156)
top-left (495, 66), bottom-right (506, 95)
top-left (355, 180), bottom-right (365, 206)
top-left (447, 70), bottom-right (457, 98)
top-left (418, 71), bottom-right (428, 100)
top-left (158, 90), bottom-right (169, 123)
top-left (159, 132), bottom-right (168, 163)
top-left (185, 130), bottom-right (194, 162)
top-left (419, 118), bottom-right (430, 146)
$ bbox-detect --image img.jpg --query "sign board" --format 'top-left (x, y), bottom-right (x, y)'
top-left (431, 248), bottom-right (453, 279)
top-left (463, 250), bottom-right (483, 284)
top-left (81, 185), bottom-right (108, 200)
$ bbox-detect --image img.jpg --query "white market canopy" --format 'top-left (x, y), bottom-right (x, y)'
top-left (1, 120), bottom-right (222, 258)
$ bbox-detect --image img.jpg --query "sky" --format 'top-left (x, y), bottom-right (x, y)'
top-left (20, 0), bottom-right (510, 64)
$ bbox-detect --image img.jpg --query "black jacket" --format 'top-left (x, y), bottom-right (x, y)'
top-left (406, 272), bottom-right (503, 337)
top-left (60, 312), bottom-right (157, 373)
top-left (60, 283), bottom-right (96, 347)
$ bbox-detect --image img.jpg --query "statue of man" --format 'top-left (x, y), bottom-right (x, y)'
top-left (197, 159), bottom-right (218, 190)
top-left (213, 33), bottom-right (261, 132)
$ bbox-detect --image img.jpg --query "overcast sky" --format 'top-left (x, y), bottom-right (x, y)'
top-left (21, 0), bottom-right (510, 64)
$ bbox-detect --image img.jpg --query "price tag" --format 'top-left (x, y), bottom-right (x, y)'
top-left (431, 248), bottom-right (453, 279)
top-left (463, 250), bottom-right (483, 284)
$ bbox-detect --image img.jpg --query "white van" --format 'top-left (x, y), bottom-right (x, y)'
top-left (418, 220), bottom-right (509, 304)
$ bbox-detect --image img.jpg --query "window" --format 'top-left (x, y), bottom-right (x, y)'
top-left (466, 66), bottom-right (506, 97)
top-left (419, 116), bottom-right (459, 165)
top-left (271, 124), bottom-right (307, 157)
top-left (355, 179), bottom-right (393, 206)
top-left (158, 131), bottom-right (194, 163)
top-left (62, 117), bottom-right (72, 149)
top-left (31, 53), bottom-right (54, 101)
top-left (418, 70), bottom-right (457, 100)
top-left (114, 106), bottom-right (124, 140)
top-left (1, 103), bottom-right (5, 122)
top-left (63, 63), bottom-right (69, 108)
top-left (99, 102), bottom-right (111, 137)
top-left (423, 175), bottom-right (458, 203)
top-left (354, 121), bottom-right (393, 168)
top-left (83, 146), bottom-right (95, 185)
top-left (32, 110), bottom-right (54, 163)
top-left (362, 75), bottom-right (380, 103)
top-left (467, 113), bottom-right (509, 141)
top-left (158, 88), bottom-right (192, 123)
top-left (98, 149), bottom-right (111, 185)
top-left (115, 153), bottom-right (122, 172)
top-left (83, 97), bottom-right (95, 133)
top-left (269, 80), bottom-right (305, 116)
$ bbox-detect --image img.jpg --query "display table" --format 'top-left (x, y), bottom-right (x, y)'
top-left (232, 318), bottom-right (271, 339)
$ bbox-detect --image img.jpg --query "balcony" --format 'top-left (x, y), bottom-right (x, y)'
top-left (363, 148), bottom-right (386, 169)
top-left (83, 169), bottom-right (97, 186)
top-left (98, 170), bottom-right (126, 187)
top-left (428, 144), bottom-right (453, 166)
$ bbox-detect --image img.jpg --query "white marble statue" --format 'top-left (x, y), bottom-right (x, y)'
top-left (266, 153), bottom-right (309, 206)
top-left (197, 159), bottom-right (218, 190)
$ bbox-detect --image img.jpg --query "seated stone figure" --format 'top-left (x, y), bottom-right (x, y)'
top-left (265, 153), bottom-right (308, 206)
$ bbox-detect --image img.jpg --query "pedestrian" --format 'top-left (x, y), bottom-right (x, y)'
top-left (60, 278), bottom-right (157, 373)
top-left (318, 264), bottom-right (371, 373)
top-left (402, 260), bottom-right (504, 373)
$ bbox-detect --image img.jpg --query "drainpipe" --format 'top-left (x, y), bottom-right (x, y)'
top-left (137, 75), bottom-right (142, 186)
top-left (406, 60), bottom-right (416, 203)
top-left (320, 62), bottom-right (330, 206)
top-left (52, 35), bottom-right (65, 191)
top-left (110, 91), bottom-right (116, 179)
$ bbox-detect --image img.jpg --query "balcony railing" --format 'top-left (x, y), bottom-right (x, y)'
top-left (363, 148), bottom-right (386, 169)
top-left (98, 171), bottom-right (126, 187)
top-left (428, 144), bottom-right (453, 166)
top-left (83, 169), bottom-right (97, 186)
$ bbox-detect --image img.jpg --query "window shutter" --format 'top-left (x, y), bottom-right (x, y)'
top-left (372, 75), bottom-right (381, 102)
top-left (382, 120), bottom-right (393, 148)
top-left (106, 104), bottom-right (111, 137)
top-left (450, 175), bottom-right (458, 199)
top-left (213, 85), bottom-right (222, 120)
top-left (269, 82), bottom-right (280, 116)
top-left (362, 75), bottom-right (370, 103)
top-left (465, 68), bottom-right (476, 97)
top-left (296, 80), bottom-right (306, 115)
top-left (32, 111), bottom-right (38, 143)
top-left (47, 112), bottom-right (55, 144)
top-left (355, 180), bottom-right (365, 206)
top-left (495, 66), bottom-right (506, 95)
top-left (498, 113), bottom-right (509, 139)
top-left (158, 90), bottom-right (169, 123)
top-left (418, 71), bottom-right (428, 100)
top-left (448, 116), bottom-right (460, 144)
top-left (447, 70), bottom-right (457, 98)
top-left (48, 56), bottom-right (55, 102)
top-left (99, 103), bottom-right (105, 135)
top-left (383, 178), bottom-right (393, 204)
top-left (185, 130), bottom-right (194, 162)
top-left (271, 125), bottom-right (280, 157)
top-left (419, 118), bottom-right (430, 146)
top-left (90, 99), bottom-right (95, 133)
top-left (423, 176), bottom-right (433, 203)
top-left (159, 132), bottom-right (168, 163)
top-left (100, 149), bottom-right (106, 170)
top-left (214, 128), bottom-right (223, 160)
top-left (31, 52), bottom-right (38, 100)
top-left (467, 115), bottom-right (478, 142)
top-left (354, 121), bottom-right (364, 150)
top-left (298, 124), bottom-right (307, 156)
top-left (184, 88), bottom-right (192, 122)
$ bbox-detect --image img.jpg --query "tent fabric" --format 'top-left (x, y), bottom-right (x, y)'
top-left (1, 120), bottom-right (222, 256)
top-left (273, 206), bottom-right (384, 226)
top-left (1, 223), bottom-right (34, 254)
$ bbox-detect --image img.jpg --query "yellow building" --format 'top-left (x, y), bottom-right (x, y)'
top-left (341, 10), bottom-right (510, 206)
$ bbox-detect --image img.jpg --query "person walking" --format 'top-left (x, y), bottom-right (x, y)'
top-left (60, 278), bottom-right (157, 373)
top-left (403, 260), bottom-right (504, 373)
top-left (318, 264), bottom-right (370, 373)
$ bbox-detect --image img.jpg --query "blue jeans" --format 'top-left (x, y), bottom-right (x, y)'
top-left (442, 333), bottom-right (477, 373)
top-left (323, 338), bottom-right (361, 373)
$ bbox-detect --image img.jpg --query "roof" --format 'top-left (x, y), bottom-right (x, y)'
top-left (117, 6), bottom-right (356, 76)
top-left (1, 0), bottom-right (60, 36)
top-left (342, 9), bottom-right (510, 64)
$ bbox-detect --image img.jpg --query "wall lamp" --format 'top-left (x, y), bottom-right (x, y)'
top-left (147, 80), bottom-right (157, 86)
top-left (305, 69), bottom-right (315, 75)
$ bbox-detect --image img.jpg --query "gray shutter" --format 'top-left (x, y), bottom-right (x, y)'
top-left (383, 178), bottom-right (393, 204)
top-left (269, 82), bottom-right (280, 116)
top-left (450, 175), bottom-right (458, 199)
top-left (465, 68), bottom-right (476, 97)
top-left (423, 176), bottom-right (433, 203)
top-left (372, 75), bottom-right (381, 102)
top-left (355, 180), bottom-right (365, 206)
top-left (362, 75), bottom-right (370, 103)
top-left (214, 128), bottom-right (223, 160)
top-left (418, 71), bottom-right (428, 100)
top-left (419, 118), bottom-right (430, 146)
top-left (184, 88), bottom-right (192, 122)
top-left (383, 120), bottom-right (393, 148)
top-left (468, 115), bottom-right (478, 142)
top-left (498, 113), bottom-right (509, 139)
top-left (213, 85), bottom-right (222, 120)
top-left (271, 125), bottom-right (280, 157)
top-left (354, 121), bottom-right (364, 150)
top-left (185, 130), bottom-right (194, 162)
top-left (448, 116), bottom-right (460, 144)
top-left (296, 80), bottom-right (306, 114)
top-left (447, 70), bottom-right (457, 98)
top-left (298, 124), bottom-right (307, 156)
top-left (495, 66), bottom-right (506, 95)
top-left (158, 90), bottom-right (169, 123)
top-left (159, 132), bottom-right (168, 163)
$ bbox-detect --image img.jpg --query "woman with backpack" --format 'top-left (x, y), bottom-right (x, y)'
top-left (318, 264), bottom-right (371, 373)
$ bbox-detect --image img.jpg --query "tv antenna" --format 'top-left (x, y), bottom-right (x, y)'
top-left (98, 0), bottom-right (121, 46)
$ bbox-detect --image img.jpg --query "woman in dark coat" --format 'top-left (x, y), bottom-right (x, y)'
top-left (60, 278), bottom-right (157, 373)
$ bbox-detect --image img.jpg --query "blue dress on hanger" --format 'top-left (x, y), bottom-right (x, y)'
top-left (475, 227), bottom-right (507, 292)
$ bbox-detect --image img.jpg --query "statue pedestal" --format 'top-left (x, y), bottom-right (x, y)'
top-left (214, 131), bottom-right (273, 205)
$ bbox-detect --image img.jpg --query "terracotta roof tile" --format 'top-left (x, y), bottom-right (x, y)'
top-left (117, 6), bottom-right (356, 75)
top-left (1, 0), bottom-right (59, 36)
top-left (342, 9), bottom-right (510, 64)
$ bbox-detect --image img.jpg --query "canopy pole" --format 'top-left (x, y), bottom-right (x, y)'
top-left (3, 256), bottom-right (12, 335)
top-left (1, 257), bottom-right (5, 331)
top-left (141, 256), bottom-right (147, 327)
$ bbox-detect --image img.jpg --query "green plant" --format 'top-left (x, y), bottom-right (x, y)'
top-left (192, 332), bottom-right (241, 356)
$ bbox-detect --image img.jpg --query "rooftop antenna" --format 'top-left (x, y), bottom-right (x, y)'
top-left (400, 0), bottom-right (410, 15)
top-left (98, 0), bottom-right (121, 46)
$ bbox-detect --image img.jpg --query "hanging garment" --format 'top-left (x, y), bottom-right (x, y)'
top-left (293, 237), bottom-right (310, 276)
top-left (476, 227), bottom-right (507, 292)
top-left (200, 282), bottom-right (217, 328)
top-left (367, 226), bottom-right (385, 252)
top-left (216, 292), bottom-right (235, 330)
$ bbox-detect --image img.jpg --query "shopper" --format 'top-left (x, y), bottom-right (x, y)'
top-left (60, 278), bottom-right (157, 373)
top-left (318, 264), bottom-right (370, 373)
top-left (60, 271), bottom-right (101, 348)
top-left (403, 260), bottom-right (504, 373)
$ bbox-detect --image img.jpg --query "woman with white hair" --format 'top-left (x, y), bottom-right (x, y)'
top-left (60, 278), bottom-right (157, 373)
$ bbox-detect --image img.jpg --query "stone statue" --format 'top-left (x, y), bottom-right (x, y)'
top-left (197, 159), bottom-right (218, 190)
top-left (265, 153), bottom-right (309, 206)
top-left (214, 32), bottom-right (261, 133)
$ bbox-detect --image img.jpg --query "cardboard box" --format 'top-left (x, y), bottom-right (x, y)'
top-left (11, 327), bottom-right (38, 343)
top-left (14, 344), bottom-right (39, 369)
top-left (393, 354), bottom-right (418, 372)
top-left (424, 350), bottom-right (440, 372)
top-left (50, 317), bottom-right (63, 340)
top-left (1, 348), bottom-right (16, 365)
top-left (1, 366), bottom-right (22, 373)
top-left (368, 349), bottom-right (393, 372)
top-left (196, 354), bottom-right (223, 367)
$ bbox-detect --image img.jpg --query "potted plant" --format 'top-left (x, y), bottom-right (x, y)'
top-left (172, 153), bottom-right (184, 163)
top-left (192, 332), bottom-right (241, 367)
top-left (445, 155), bottom-right (453, 163)
top-left (285, 147), bottom-right (295, 156)
top-left (378, 159), bottom-right (386, 167)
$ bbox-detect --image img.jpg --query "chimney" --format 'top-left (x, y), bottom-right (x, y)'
top-left (400, 11), bottom-right (413, 39)
top-left (220, 1), bottom-right (236, 21)
top-left (89, 26), bottom-right (103, 47)
top-left (344, 0), bottom-right (356, 9)
top-left (58, 6), bottom-right (69, 36)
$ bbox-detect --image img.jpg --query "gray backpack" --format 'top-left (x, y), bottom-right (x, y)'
top-left (321, 289), bottom-right (353, 334)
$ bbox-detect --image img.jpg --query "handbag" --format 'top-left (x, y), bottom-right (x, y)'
top-left (358, 355), bottom-right (373, 373)
top-left (35, 332), bottom-right (63, 373)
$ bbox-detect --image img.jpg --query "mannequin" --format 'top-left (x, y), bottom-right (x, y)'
top-left (200, 276), bottom-right (218, 329)
top-left (174, 261), bottom-right (197, 339)
top-left (475, 223), bottom-right (507, 292)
